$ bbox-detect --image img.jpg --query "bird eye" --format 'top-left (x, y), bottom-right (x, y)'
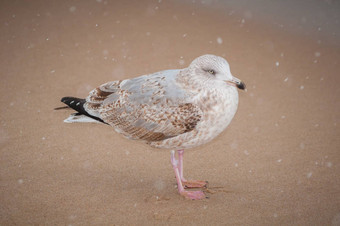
top-left (208, 69), bottom-right (215, 75)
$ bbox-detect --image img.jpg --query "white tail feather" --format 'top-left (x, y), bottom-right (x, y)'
top-left (64, 114), bottom-right (102, 124)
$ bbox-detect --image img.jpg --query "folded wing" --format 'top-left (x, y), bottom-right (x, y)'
top-left (84, 70), bottom-right (202, 142)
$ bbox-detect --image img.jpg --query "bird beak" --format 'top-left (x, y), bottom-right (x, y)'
top-left (225, 76), bottom-right (246, 91)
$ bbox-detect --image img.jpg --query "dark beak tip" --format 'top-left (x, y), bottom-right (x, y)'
top-left (237, 81), bottom-right (246, 90)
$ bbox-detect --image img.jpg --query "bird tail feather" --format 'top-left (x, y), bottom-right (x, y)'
top-left (57, 97), bottom-right (107, 124)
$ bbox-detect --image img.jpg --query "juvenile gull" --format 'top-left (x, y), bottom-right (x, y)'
top-left (60, 54), bottom-right (245, 200)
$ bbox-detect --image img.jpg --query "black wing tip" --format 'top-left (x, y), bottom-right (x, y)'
top-left (59, 96), bottom-right (108, 125)
top-left (61, 96), bottom-right (85, 106)
top-left (61, 97), bottom-right (67, 103)
top-left (60, 96), bottom-right (85, 112)
top-left (61, 96), bottom-right (70, 102)
top-left (61, 96), bottom-right (81, 103)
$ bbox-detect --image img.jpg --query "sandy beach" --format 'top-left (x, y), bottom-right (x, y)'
top-left (1, 0), bottom-right (339, 225)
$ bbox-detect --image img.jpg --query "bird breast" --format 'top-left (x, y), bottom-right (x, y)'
top-left (193, 87), bottom-right (239, 143)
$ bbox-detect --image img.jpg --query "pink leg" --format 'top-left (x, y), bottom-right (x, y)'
top-left (177, 150), bottom-right (186, 181)
top-left (177, 150), bottom-right (208, 188)
top-left (170, 150), bottom-right (206, 200)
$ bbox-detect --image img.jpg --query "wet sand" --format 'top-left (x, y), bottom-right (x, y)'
top-left (1, 0), bottom-right (339, 225)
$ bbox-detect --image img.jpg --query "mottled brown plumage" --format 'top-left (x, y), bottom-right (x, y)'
top-left (84, 78), bottom-right (203, 143)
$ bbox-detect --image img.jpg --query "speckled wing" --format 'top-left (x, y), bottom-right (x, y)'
top-left (84, 70), bottom-right (202, 142)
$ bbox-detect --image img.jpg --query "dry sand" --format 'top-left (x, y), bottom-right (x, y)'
top-left (1, 0), bottom-right (339, 225)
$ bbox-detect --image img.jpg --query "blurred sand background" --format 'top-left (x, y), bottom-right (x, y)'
top-left (1, 0), bottom-right (339, 225)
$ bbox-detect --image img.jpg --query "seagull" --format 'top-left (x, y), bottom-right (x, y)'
top-left (59, 54), bottom-right (246, 200)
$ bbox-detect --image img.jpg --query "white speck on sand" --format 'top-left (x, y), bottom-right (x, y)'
top-left (69, 6), bottom-right (76, 12)
top-left (50, 70), bottom-right (55, 74)
top-left (42, 137), bottom-right (46, 140)
top-left (307, 172), bottom-right (312, 178)
top-left (326, 162), bottom-right (332, 168)
top-left (27, 43), bottom-right (35, 49)
top-left (182, 33), bottom-right (187, 38)
top-left (277, 159), bottom-right (282, 163)
top-left (18, 179), bottom-right (24, 184)
top-left (230, 141), bottom-right (238, 150)
top-left (273, 213), bottom-right (278, 218)
top-left (284, 77), bottom-right (288, 82)
top-left (300, 85), bottom-right (304, 90)
top-left (281, 115), bottom-right (286, 119)
top-left (217, 37), bottom-right (223, 44)
top-left (275, 61), bottom-right (279, 67)
top-left (235, 163), bottom-right (238, 167)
